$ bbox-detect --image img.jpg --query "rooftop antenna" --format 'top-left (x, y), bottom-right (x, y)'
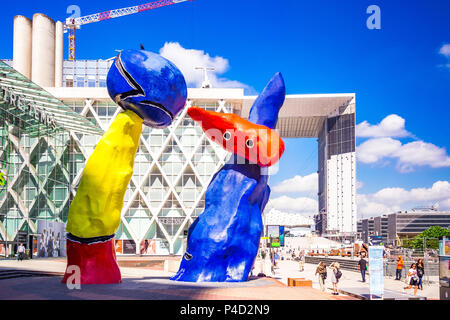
top-left (195, 66), bottom-right (215, 88)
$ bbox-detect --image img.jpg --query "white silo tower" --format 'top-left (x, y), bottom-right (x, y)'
top-left (54, 21), bottom-right (64, 88)
top-left (13, 15), bottom-right (33, 79)
top-left (31, 13), bottom-right (56, 87)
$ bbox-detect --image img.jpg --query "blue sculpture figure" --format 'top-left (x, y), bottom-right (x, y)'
top-left (171, 73), bottom-right (286, 282)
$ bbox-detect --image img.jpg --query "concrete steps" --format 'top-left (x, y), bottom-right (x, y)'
top-left (0, 269), bottom-right (62, 280)
top-left (305, 256), bottom-right (360, 272)
top-left (117, 260), bottom-right (165, 269)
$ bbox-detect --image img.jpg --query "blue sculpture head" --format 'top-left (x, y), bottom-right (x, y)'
top-left (107, 49), bottom-right (187, 128)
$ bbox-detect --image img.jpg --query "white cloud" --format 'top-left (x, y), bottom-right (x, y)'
top-left (439, 44), bottom-right (450, 58)
top-left (356, 114), bottom-right (450, 172)
top-left (264, 208), bottom-right (314, 226)
top-left (356, 181), bottom-right (365, 190)
top-left (356, 137), bottom-right (401, 164)
top-left (357, 181), bottom-right (450, 218)
top-left (272, 173), bottom-right (318, 196)
top-left (393, 141), bottom-right (450, 172)
top-left (357, 137), bottom-right (450, 173)
top-left (357, 194), bottom-right (397, 219)
top-left (438, 44), bottom-right (450, 69)
top-left (356, 114), bottom-right (410, 138)
top-left (440, 198), bottom-right (450, 211)
top-left (267, 195), bottom-right (318, 215)
top-left (159, 42), bottom-right (252, 90)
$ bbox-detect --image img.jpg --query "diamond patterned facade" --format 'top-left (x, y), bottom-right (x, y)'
top-left (0, 60), bottom-right (103, 257)
top-left (61, 96), bottom-right (233, 255)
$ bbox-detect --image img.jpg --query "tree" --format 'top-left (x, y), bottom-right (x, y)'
top-left (410, 226), bottom-right (450, 250)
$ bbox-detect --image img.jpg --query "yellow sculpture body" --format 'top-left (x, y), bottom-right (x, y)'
top-left (61, 49), bottom-right (187, 285)
top-left (66, 110), bottom-right (143, 238)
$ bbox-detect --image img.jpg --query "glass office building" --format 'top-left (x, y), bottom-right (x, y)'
top-left (0, 60), bottom-right (102, 257)
top-left (317, 105), bottom-right (357, 240)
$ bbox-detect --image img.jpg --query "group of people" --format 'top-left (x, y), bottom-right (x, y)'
top-left (38, 229), bottom-right (61, 258)
top-left (315, 261), bottom-right (342, 295)
top-left (257, 246), bottom-right (306, 277)
top-left (395, 255), bottom-right (425, 295)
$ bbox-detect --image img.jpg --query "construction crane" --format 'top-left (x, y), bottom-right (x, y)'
top-left (64, 0), bottom-right (193, 61)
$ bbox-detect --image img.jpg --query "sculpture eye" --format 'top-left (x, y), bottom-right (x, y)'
top-left (246, 139), bottom-right (254, 148)
top-left (223, 131), bottom-right (231, 141)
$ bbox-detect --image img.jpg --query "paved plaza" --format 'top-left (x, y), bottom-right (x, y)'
top-left (270, 259), bottom-right (439, 300)
top-left (0, 258), bottom-right (356, 300)
top-left (0, 257), bottom-right (440, 300)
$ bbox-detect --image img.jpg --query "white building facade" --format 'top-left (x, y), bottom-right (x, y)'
top-left (3, 12), bottom-right (357, 254)
top-left (47, 85), bottom-right (357, 252)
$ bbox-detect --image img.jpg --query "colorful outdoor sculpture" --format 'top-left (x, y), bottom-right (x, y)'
top-left (171, 72), bottom-right (286, 282)
top-left (62, 49), bottom-right (187, 284)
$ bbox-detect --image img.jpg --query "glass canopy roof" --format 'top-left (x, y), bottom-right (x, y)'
top-left (0, 60), bottom-right (104, 136)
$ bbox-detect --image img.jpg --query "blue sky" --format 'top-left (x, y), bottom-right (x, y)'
top-left (1, 0), bottom-right (450, 217)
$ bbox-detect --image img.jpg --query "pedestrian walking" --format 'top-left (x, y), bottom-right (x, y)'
top-left (395, 255), bottom-right (404, 280)
top-left (262, 250), bottom-right (273, 277)
top-left (299, 251), bottom-right (305, 272)
top-left (404, 263), bottom-right (419, 295)
top-left (416, 258), bottom-right (425, 290)
top-left (315, 262), bottom-right (327, 292)
top-left (330, 262), bottom-right (342, 295)
top-left (17, 243), bottom-right (25, 261)
top-left (357, 255), bottom-right (368, 282)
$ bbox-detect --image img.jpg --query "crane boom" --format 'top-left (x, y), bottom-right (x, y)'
top-left (64, 0), bottom-right (192, 61)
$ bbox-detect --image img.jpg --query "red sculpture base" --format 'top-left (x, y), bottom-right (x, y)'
top-left (62, 236), bottom-right (121, 285)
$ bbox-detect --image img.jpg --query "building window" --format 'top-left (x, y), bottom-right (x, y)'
top-left (65, 76), bottom-right (74, 87)
top-left (88, 77), bottom-right (96, 88)
top-left (99, 76), bottom-right (107, 87)
top-left (65, 78), bottom-right (73, 87)
top-left (76, 77), bottom-right (85, 87)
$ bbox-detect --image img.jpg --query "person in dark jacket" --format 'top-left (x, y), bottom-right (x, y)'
top-left (357, 256), bottom-right (368, 282)
top-left (416, 258), bottom-right (425, 290)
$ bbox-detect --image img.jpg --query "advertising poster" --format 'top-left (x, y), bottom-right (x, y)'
top-left (369, 246), bottom-right (384, 298)
top-left (439, 256), bottom-right (450, 288)
top-left (279, 226), bottom-right (285, 247)
top-left (122, 239), bottom-right (136, 254)
top-left (33, 238), bottom-right (37, 256)
top-left (115, 240), bottom-right (123, 254)
top-left (140, 239), bottom-right (157, 255)
top-left (369, 235), bottom-right (383, 246)
top-left (139, 239), bottom-right (170, 255)
top-left (37, 220), bottom-right (66, 257)
top-left (267, 225), bottom-right (280, 247)
top-left (0, 243), bottom-right (5, 256)
top-left (439, 237), bottom-right (450, 256)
